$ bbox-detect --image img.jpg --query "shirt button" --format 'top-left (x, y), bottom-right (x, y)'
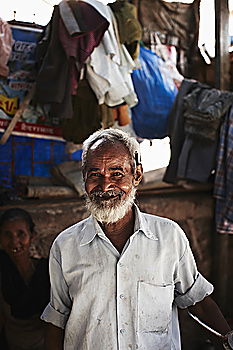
top-left (119, 294), bottom-right (125, 299)
top-left (120, 328), bottom-right (126, 334)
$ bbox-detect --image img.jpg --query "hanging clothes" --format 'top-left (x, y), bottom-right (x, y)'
top-left (183, 86), bottom-right (233, 141)
top-left (163, 79), bottom-right (233, 184)
top-left (35, 5), bottom-right (74, 121)
top-left (35, 1), bottom-right (109, 121)
top-left (59, 0), bottom-right (110, 95)
top-left (163, 79), bottom-right (197, 183)
top-left (214, 105), bottom-right (233, 234)
top-left (61, 77), bottom-right (113, 144)
top-left (109, 0), bottom-right (142, 60)
top-left (133, 0), bottom-right (201, 77)
top-left (84, 0), bottom-right (138, 108)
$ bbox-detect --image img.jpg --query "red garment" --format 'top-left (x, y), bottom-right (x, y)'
top-left (59, 1), bottom-right (109, 94)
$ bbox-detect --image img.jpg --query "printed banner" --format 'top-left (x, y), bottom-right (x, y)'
top-left (0, 24), bottom-right (63, 140)
top-left (0, 24), bottom-right (42, 115)
top-left (0, 118), bottom-right (63, 141)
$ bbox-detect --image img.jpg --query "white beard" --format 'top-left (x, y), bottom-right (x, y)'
top-left (85, 187), bottom-right (136, 224)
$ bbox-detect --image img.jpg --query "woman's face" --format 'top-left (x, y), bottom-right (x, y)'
top-left (0, 218), bottom-right (32, 261)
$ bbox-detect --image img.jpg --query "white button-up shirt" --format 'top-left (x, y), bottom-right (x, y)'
top-left (41, 206), bottom-right (213, 350)
top-left (83, 0), bottom-right (138, 108)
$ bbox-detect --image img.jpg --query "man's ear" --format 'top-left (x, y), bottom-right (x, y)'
top-left (133, 164), bottom-right (143, 186)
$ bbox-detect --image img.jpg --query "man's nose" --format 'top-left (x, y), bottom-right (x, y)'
top-left (10, 233), bottom-right (19, 246)
top-left (100, 176), bottom-right (114, 192)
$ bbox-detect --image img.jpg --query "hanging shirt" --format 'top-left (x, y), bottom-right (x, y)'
top-left (41, 205), bottom-right (213, 350)
top-left (35, 1), bottom-right (109, 120)
top-left (84, 0), bottom-right (138, 108)
top-left (109, 0), bottom-right (142, 60)
top-left (59, 0), bottom-right (109, 94)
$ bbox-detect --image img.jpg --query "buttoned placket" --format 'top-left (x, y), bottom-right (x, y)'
top-left (116, 231), bottom-right (140, 350)
top-left (97, 228), bottom-right (136, 349)
top-left (94, 217), bottom-right (157, 350)
top-left (116, 256), bottom-right (125, 349)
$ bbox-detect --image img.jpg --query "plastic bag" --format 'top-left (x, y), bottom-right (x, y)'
top-left (131, 45), bottom-right (178, 139)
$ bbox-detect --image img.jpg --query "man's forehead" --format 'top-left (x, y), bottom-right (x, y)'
top-left (86, 140), bottom-right (133, 167)
top-left (88, 139), bottom-right (130, 156)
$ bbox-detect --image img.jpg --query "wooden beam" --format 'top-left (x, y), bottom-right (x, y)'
top-left (215, 0), bottom-right (230, 90)
top-left (214, 1), bottom-right (230, 313)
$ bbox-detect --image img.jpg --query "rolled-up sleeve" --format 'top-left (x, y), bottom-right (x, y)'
top-left (41, 302), bottom-right (68, 329)
top-left (174, 237), bottom-right (214, 309)
top-left (41, 243), bottom-right (72, 328)
top-left (175, 273), bottom-right (214, 309)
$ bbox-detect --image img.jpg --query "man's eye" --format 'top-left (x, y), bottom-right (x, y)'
top-left (89, 173), bottom-right (101, 177)
top-left (112, 172), bottom-right (124, 177)
top-left (18, 230), bottom-right (26, 237)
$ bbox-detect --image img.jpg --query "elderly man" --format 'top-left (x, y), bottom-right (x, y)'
top-left (41, 128), bottom-right (231, 350)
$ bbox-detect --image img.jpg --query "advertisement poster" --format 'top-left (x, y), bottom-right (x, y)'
top-left (0, 25), bottom-right (41, 117)
top-left (0, 24), bottom-right (62, 139)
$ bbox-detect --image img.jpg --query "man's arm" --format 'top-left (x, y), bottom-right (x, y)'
top-left (188, 295), bottom-right (231, 349)
top-left (45, 322), bottom-right (64, 350)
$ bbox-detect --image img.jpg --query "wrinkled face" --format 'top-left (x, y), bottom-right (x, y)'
top-left (0, 218), bottom-right (31, 260)
top-left (84, 141), bottom-right (142, 224)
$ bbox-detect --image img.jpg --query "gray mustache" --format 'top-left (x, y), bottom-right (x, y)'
top-left (90, 190), bottom-right (124, 200)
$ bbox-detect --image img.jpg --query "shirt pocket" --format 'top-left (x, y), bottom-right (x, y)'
top-left (137, 281), bottom-right (174, 333)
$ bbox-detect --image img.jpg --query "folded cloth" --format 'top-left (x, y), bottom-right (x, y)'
top-left (183, 86), bottom-right (233, 141)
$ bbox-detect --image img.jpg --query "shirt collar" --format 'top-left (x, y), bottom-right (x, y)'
top-left (79, 204), bottom-right (158, 246)
top-left (134, 204), bottom-right (158, 241)
top-left (79, 216), bottom-right (98, 246)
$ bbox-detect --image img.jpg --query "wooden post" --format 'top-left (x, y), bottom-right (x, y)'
top-left (214, 0), bottom-right (230, 315)
top-left (215, 0), bottom-right (230, 90)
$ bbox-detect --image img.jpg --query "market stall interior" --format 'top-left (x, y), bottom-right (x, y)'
top-left (0, 1), bottom-right (233, 349)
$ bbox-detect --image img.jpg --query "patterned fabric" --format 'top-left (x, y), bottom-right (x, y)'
top-left (213, 106), bottom-right (233, 234)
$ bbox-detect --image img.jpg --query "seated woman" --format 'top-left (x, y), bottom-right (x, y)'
top-left (0, 208), bottom-right (50, 350)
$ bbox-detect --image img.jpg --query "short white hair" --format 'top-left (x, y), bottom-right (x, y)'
top-left (82, 128), bottom-right (141, 175)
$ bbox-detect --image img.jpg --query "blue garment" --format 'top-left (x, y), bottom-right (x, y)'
top-left (131, 45), bottom-right (178, 139)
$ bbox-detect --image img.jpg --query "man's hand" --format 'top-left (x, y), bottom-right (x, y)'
top-left (188, 295), bottom-right (231, 349)
top-left (223, 331), bottom-right (233, 350)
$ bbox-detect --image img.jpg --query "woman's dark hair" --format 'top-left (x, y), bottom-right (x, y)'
top-left (0, 208), bottom-right (35, 234)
